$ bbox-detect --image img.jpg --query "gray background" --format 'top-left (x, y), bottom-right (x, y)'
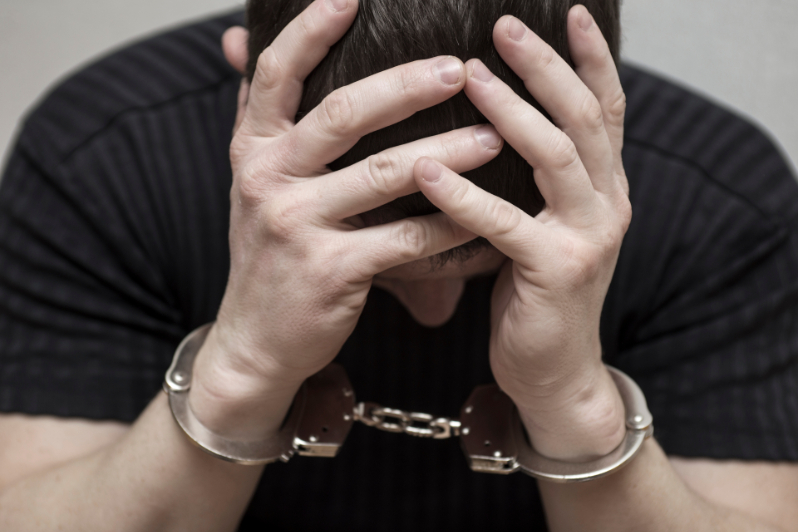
top-left (2, 0), bottom-right (797, 173)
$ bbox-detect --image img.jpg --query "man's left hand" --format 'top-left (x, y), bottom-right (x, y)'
top-left (415, 6), bottom-right (631, 462)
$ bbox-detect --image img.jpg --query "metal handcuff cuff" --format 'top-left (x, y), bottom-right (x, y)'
top-left (164, 323), bottom-right (654, 483)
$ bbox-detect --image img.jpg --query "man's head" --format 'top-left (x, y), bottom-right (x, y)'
top-left (245, 0), bottom-right (620, 231)
top-left (239, 0), bottom-right (622, 325)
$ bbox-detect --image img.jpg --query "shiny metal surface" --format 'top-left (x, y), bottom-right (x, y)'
top-left (165, 324), bottom-right (353, 465)
top-left (293, 364), bottom-right (356, 457)
top-left (460, 366), bottom-right (654, 483)
top-left (169, 381), bottom-right (301, 465)
top-left (164, 323), bottom-right (211, 394)
top-left (353, 402), bottom-right (461, 439)
top-left (166, 326), bottom-right (652, 480)
top-left (459, 385), bottom-right (519, 474)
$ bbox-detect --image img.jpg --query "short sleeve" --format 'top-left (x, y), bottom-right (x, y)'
top-left (0, 140), bottom-right (186, 421)
top-left (0, 14), bottom-right (239, 423)
top-left (602, 138), bottom-right (798, 461)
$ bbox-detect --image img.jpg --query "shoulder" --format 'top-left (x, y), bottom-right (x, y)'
top-left (606, 69), bottom-right (798, 464)
top-left (619, 64), bottom-right (798, 228)
top-left (16, 11), bottom-right (245, 169)
top-left (0, 13), bottom-right (243, 423)
top-left (606, 66), bottom-right (798, 367)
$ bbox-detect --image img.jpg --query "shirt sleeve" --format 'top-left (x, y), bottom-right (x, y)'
top-left (0, 134), bottom-right (186, 422)
top-left (603, 137), bottom-right (798, 461)
top-left (0, 11), bottom-right (239, 423)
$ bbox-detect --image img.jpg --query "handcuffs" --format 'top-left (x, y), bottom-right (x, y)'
top-left (164, 324), bottom-right (654, 483)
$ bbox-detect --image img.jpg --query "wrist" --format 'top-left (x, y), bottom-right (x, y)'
top-left (188, 325), bottom-right (305, 442)
top-left (513, 364), bottom-right (626, 462)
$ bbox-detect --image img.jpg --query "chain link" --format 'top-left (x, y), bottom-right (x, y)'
top-left (353, 402), bottom-right (461, 439)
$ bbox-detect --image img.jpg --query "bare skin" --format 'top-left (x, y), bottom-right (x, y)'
top-left (1, 1), bottom-right (797, 530)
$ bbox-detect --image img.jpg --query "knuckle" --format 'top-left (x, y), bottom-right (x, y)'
top-left (392, 65), bottom-right (422, 100)
top-left (393, 220), bottom-right (428, 260)
top-left (313, 239), bottom-right (348, 276)
top-left (297, 8), bottom-right (321, 41)
top-left (577, 95), bottom-right (605, 133)
top-left (599, 224), bottom-right (621, 252)
top-left (236, 170), bottom-right (266, 206)
top-left (568, 220), bottom-right (630, 285)
top-left (269, 133), bottom-right (300, 169)
top-left (263, 197), bottom-right (305, 240)
top-left (592, 209), bottom-right (628, 253)
top-left (318, 89), bottom-right (357, 136)
top-left (365, 152), bottom-right (404, 197)
top-left (557, 242), bottom-right (602, 287)
top-left (235, 157), bottom-right (280, 206)
top-left (616, 194), bottom-right (633, 233)
top-left (449, 178), bottom-right (472, 210)
top-left (578, 251), bottom-right (604, 283)
top-left (595, 45), bottom-right (615, 69)
top-left (229, 136), bottom-right (250, 166)
top-left (534, 45), bottom-right (559, 71)
top-left (233, 138), bottom-right (297, 203)
top-left (255, 47), bottom-right (285, 91)
top-left (339, 253), bottom-right (371, 284)
top-left (486, 200), bottom-right (522, 236)
top-left (545, 132), bottom-right (580, 171)
top-left (605, 89), bottom-right (627, 125)
top-left (440, 136), bottom-right (463, 160)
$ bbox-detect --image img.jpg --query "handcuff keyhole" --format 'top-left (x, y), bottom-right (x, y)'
top-left (321, 426), bottom-right (329, 433)
top-left (483, 440), bottom-right (491, 447)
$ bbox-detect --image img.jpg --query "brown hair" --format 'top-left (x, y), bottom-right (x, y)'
top-left (246, 0), bottom-right (620, 260)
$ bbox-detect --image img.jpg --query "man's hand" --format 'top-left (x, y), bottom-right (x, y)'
top-left (414, 6), bottom-right (631, 462)
top-left (189, 0), bottom-right (505, 441)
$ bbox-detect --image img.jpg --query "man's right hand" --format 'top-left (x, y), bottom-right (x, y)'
top-left (188, 0), bottom-right (504, 441)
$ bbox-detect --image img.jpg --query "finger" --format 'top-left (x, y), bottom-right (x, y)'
top-left (307, 125), bottom-right (503, 220)
top-left (463, 59), bottom-right (597, 215)
top-left (351, 212), bottom-right (476, 276)
top-left (492, 15), bottom-right (615, 194)
top-left (490, 259), bottom-right (515, 331)
top-left (242, 0), bottom-right (358, 137)
top-left (567, 6), bottom-right (626, 175)
top-left (281, 56), bottom-right (466, 174)
top-left (222, 26), bottom-right (249, 75)
top-left (415, 157), bottom-right (547, 265)
top-left (233, 79), bottom-right (250, 136)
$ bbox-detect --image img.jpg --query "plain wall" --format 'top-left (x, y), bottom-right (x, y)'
top-left (1, 0), bottom-right (797, 173)
top-left (622, 0), bottom-right (798, 173)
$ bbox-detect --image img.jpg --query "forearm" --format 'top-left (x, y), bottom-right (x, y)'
top-left (539, 439), bottom-right (784, 532)
top-left (0, 392), bottom-right (263, 532)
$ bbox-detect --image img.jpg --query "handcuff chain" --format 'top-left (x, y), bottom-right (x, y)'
top-left (166, 324), bottom-right (653, 482)
top-left (353, 401), bottom-right (461, 439)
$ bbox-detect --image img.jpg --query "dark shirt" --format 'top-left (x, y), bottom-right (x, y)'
top-left (1, 11), bottom-right (798, 531)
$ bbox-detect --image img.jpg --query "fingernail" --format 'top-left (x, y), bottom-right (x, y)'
top-left (470, 61), bottom-right (494, 83)
top-left (327, 0), bottom-right (348, 12)
top-left (508, 17), bottom-right (528, 41)
top-left (578, 10), bottom-right (594, 31)
top-left (435, 57), bottom-right (463, 85)
top-left (420, 158), bottom-right (443, 183)
top-left (475, 125), bottom-right (502, 150)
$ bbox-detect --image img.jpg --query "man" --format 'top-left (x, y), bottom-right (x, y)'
top-left (0, 0), bottom-right (797, 530)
